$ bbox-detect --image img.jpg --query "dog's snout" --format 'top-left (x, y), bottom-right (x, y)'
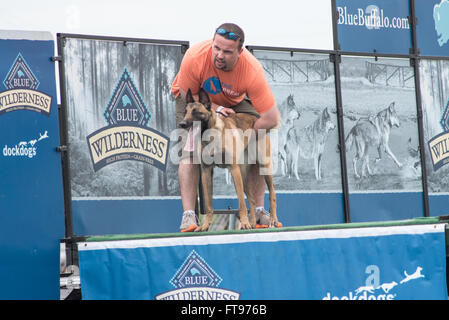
top-left (179, 121), bottom-right (190, 129)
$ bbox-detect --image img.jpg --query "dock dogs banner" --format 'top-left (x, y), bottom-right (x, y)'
top-left (77, 224), bottom-right (448, 300)
top-left (0, 31), bottom-right (64, 299)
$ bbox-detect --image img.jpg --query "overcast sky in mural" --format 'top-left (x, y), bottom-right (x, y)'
top-left (0, 0), bottom-right (333, 49)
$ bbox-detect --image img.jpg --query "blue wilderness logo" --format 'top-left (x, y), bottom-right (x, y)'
top-left (155, 250), bottom-right (240, 300)
top-left (428, 98), bottom-right (449, 171)
top-left (0, 53), bottom-right (52, 116)
top-left (86, 68), bottom-right (169, 172)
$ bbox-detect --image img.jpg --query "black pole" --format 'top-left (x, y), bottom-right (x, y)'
top-left (331, 0), bottom-right (351, 223)
top-left (56, 34), bottom-right (75, 239)
top-left (409, 0), bottom-right (430, 217)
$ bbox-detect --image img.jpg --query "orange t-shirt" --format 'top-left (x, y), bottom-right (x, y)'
top-left (171, 40), bottom-right (275, 114)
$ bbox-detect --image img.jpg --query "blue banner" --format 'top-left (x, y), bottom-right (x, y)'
top-left (336, 0), bottom-right (412, 54)
top-left (415, 0), bottom-right (449, 57)
top-left (0, 31), bottom-right (64, 299)
top-left (78, 224), bottom-right (447, 300)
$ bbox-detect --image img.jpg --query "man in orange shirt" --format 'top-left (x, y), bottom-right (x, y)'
top-left (171, 23), bottom-right (281, 232)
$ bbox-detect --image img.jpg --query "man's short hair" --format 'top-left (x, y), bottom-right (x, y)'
top-left (215, 23), bottom-right (245, 50)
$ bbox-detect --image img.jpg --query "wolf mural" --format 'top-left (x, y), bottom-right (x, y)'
top-left (345, 102), bottom-right (402, 179)
top-left (285, 107), bottom-right (336, 181)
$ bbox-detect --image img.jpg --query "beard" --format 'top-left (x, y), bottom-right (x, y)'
top-left (214, 57), bottom-right (228, 71)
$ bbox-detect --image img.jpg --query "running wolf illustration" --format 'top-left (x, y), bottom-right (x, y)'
top-left (345, 102), bottom-right (402, 178)
top-left (285, 107), bottom-right (336, 180)
top-left (278, 94), bottom-right (300, 175)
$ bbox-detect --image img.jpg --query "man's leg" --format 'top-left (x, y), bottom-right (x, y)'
top-left (178, 156), bottom-right (201, 232)
top-left (179, 157), bottom-right (200, 212)
top-left (248, 164), bottom-right (266, 208)
top-left (176, 95), bottom-right (200, 232)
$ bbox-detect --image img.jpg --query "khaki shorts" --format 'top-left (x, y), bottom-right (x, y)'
top-left (175, 96), bottom-right (260, 160)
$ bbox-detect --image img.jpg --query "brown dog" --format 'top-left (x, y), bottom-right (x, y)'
top-left (179, 88), bottom-right (279, 231)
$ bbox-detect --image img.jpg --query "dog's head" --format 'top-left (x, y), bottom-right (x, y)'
top-left (285, 94), bottom-right (300, 120)
top-left (179, 88), bottom-right (212, 129)
top-left (322, 107), bottom-right (336, 132)
top-left (388, 102), bottom-right (400, 128)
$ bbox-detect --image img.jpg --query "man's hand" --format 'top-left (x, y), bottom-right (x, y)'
top-left (215, 106), bottom-right (235, 118)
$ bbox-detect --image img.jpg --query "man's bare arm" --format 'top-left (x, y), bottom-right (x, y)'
top-left (253, 105), bottom-right (281, 131)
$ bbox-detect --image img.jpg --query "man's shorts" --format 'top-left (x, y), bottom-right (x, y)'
top-left (175, 96), bottom-right (260, 160)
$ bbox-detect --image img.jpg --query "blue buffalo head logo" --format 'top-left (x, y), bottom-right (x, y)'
top-left (434, 0), bottom-right (449, 47)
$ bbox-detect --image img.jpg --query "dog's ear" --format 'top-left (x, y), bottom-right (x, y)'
top-left (198, 88), bottom-right (211, 109)
top-left (185, 89), bottom-right (195, 104)
top-left (389, 101), bottom-right (395, 111)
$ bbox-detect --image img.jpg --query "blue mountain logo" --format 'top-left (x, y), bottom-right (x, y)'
top-left (155, 250), bottom-right (240, 300)
top-left (170, 250), bottom-right (222, 288)
top-left (103, 68), bottom-right (151, 126)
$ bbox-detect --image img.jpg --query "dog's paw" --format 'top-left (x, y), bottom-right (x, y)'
top-left (240, 222), bottom-right (252, 230)
top-left (270, 219), bottom-right (282, 228)
top-left (249, 217), bottom-right (257, 229)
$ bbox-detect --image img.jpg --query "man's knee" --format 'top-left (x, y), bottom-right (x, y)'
top-left (178, 157), bottom-right (200, 176)
top-left (180, 156), bottom-right (197, 166)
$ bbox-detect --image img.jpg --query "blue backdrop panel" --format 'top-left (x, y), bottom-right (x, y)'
top-left (349, 192), bottom-right (425, 222)
top-left (73, 192), bottom-right (426, 235)
top-left (77, 223), bottom-right (447, 300)
top-left (429, 194), bottom-right (449, 217)
top-left (415, 0), bottom-right (449, 57)
top-left (336, 0), bottom-right (412, 54)
top-left (72, 192), bottom-right (345, 235)
top-left (72, 198), bottom-right (183, 235)
top-left (0, 31), bottom-right (64, 299)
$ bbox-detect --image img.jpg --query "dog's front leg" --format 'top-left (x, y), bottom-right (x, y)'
top-left (196, 165), bottom-right (214, 232)
top-left (293, 147), bottom-right (300, 180)
top-left (385, 144), bottom-right (402, 168)
top-left (229, 164), bottom-right (251, 229)
top-left (314, 154), bottom-right (322, 180)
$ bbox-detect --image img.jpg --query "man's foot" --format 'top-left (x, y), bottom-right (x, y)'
top-left (255, 208), bottom-right (282, 228)
top-left (180, 210), bottom-right (199, 232)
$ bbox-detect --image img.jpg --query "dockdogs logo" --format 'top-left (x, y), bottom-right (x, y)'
top-left (0, 53), bottom-right (52, 116)
top-left (86, 68), bottom-right (169, 172)
top-left (155, 250), bottom-right (240, 300)
top-left (3, 130), bottom-right (49, 159)
top-left (323, 265), bottom-right (426, 300)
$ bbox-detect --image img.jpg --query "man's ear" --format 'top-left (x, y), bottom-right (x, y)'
top-left (185, 89), bottom-right (195, 104)
top-left (198, 87), bottom-right (211, 109)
